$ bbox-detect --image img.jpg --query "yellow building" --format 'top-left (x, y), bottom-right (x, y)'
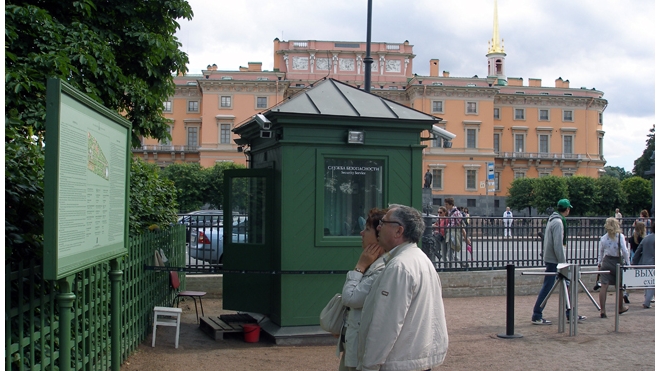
top-left (136, 6), bottom-right (607, 216)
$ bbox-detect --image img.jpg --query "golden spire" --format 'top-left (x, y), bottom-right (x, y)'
top-left (487, 0), bottom-right (505, 54)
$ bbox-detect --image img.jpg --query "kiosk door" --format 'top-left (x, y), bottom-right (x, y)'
top-left (222, 169), bottom-right (275, 315)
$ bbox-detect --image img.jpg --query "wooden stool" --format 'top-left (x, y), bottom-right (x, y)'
top-left (152, 306), bottom-right (182, 348)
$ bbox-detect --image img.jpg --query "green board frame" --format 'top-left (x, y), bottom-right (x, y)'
top-left (44, 78), bottom-right (131, 280)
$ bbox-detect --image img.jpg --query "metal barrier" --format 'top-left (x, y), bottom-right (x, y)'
top-left (421, 216), bottom-right (642, 272)
top-left (179, 212), bottom-right (642, 274)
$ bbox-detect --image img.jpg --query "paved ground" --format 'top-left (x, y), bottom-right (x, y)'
top-left (122, 289), bottom-right (655, 371)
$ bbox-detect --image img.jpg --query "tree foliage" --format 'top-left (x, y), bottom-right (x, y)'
top-left (594, 176), bottom-right (627, 216)
top-left (533, 176), bottom-right (569, 214)
top-left (129, 158), bottom-right (179, 235)
top-left (160, 162), bottom-right (248, 212)
top-left (160, 163), bottom-right (208, 213)
top-left (205, 162), bottom-right (247, 209)
top-left (620, 176), bottom-right (653, 216)
top-left (506, 177), bottom-right (536, 215)
top-left (603, 166), bottom-right (632, 181)
top-left (5, 0), bottom-right (193, 263)
top-left (633, 125), bottom-right (655, 180)
top-left (565, 176), bottom-right (597, 216)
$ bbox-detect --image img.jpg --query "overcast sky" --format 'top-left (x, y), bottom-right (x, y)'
top-left (175, 0), bottom-right (656, 172)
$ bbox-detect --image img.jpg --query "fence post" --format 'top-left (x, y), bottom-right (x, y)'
top-left (497, 264), bottom-right (522, 338)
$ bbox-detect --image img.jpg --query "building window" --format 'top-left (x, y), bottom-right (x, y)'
top-left (598, 137), bottom-right (604, 157)
top-left (514, 171), bottom-right (526, 179)
top-left (466, 128), bottom-right (477, 148)
top-left (539, 172), bottom-right (550, 177)
top-left (466, 101), bottom-right (478, 114)
top-left (160, 126), bottom-right (172, 146)
top-left (467, 199), bottom-right (476, 207)
top-left (220, 96), bottom-right (232, 108)
top-left (466, 169), bottom-right (477, 190)
top-left (494, 108), bottom-right (500, 119)
top-left (563, 110), bottom-right (574, 121)
top-left (539, 109), bottom-right (549, 121)
top-left (432, 101), bottom-right (443, 113)
top-left (539, 134), bottom-right (549, 153)
top-left (220, 123), bottom-right (231, 144)
top-left (494, 199), bottom-right (500, 208)
top-left (187, 100), bottom-right (199, 113)
top-left (432, 169), bottom-right (443, 189)
top-left (563, 135), bottom-right (573, 154)
top-left (515, 133), bottom-right (525, 153)
top-left (599, 112), bottom-right (603, 124)
top-left (163, 101), bottom-right (172, 113)
top-left (324, 158), bottom-right (384, 236)
top-left (514, 108), bottom-right (525, 120)
top-left (432, 135), bottom-right (444, 148)
top-left (563, 172), bottom-right (574, 177)
top-left (187, 127), bottom-right (198, 148)
top-left (493, 133), bottom-right (500, 153)
top-left (256, 97), bottom-right (267, 109)
top-left (494, 172), bottom-right (500, 191)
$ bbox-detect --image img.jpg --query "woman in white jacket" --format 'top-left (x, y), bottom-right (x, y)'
top-left (338, 208), bottom-right (387, 371)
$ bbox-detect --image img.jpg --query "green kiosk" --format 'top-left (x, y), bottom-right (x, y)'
top-left (222, 78), bottom-right (452, 341)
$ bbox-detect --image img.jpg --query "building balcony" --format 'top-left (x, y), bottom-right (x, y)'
top-left (134, 145), bottom-right (199, 153)
top-left (496, 151), bottom-right (583, 160)
top-left (496, 151), bottom-right (589, 169)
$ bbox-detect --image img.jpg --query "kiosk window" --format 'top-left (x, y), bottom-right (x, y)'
top-left (324, 158), bottom-right (384, 236)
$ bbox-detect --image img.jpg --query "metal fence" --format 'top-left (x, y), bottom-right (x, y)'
top-left (180, 210), bottom-right (645, 274)
top-left (421, 216), bottom-right (643, 271)
top-left (5, 225), bottom-right (186, 371)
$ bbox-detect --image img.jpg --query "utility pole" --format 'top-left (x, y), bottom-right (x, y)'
top-left (364, 0), bottom-right (373, 93)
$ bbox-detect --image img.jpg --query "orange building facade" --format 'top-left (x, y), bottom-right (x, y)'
top-left (137, 13), bottom-right (607, 216)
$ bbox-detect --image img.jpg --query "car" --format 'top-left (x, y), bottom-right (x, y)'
top-left (189, 216), bottom-right (248, 264)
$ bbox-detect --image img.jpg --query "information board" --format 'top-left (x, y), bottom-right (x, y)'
top-left (44, 79), bottom-right (131, 280)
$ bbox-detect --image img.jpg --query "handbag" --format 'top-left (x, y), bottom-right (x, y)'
top-left (448, 228), bottom-right (462, 252)
top-left (319, 293), bottom-right (346, 335)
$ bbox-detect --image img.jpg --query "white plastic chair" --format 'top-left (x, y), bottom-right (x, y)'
top-left (152, 306), bottom-right (182, 348)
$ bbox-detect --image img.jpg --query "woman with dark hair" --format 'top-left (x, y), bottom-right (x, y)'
top-left (337, 208), bottom-right (388, 371)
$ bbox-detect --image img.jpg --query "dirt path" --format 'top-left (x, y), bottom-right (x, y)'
top-left (122, 290), bottom-right (655, 371)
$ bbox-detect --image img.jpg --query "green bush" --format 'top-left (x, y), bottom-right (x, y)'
top-left (129, 158), bottom-right (179, 234)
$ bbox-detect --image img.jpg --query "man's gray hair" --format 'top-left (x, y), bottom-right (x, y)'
top-left (388, 204), bottom-right (425, 243)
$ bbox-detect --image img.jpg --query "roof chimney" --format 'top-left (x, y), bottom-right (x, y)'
top-left (248, 62), bottom-right (262, 72)
top-left (442, 71), bottom-right (450, 77)
top-left (430, 59), bottom-right (439, 77)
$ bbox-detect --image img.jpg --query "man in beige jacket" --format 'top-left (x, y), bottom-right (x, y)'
top-left (357, 204), bottom-right (448, 371)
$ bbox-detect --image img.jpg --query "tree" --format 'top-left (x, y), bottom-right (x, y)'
top-left (5, 0), bottom-right (193, 262)
top-left (129, 158), bottom-right (179, 235)
top-left (620, 176), bottom-right (653, 216)
top-left (566, 176), bottom-right (597, 216)
top-left (160, 163), bottom-right (208, 213)
top-left (205, 162), bottom-right (247, 209)
top-left (633, 125), bottom-right (655, 180)
top-left (533, 176), bottom-right (568, 214)
top-left (506, 177), bottom-right (536, 215)
top-left (603, 166), bottom-right (632, 181)
top-left (594, 176), bottom-right (626, 216)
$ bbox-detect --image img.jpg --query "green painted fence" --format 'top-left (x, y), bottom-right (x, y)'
top-left (5, 225), bottom-right (186, 371)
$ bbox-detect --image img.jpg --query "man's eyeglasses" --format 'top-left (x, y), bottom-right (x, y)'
top-left (379, 219), bottom-right (402, 227)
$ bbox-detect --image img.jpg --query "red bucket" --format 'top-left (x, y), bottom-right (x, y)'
top-left (243, 324), bottom-right (260, 343)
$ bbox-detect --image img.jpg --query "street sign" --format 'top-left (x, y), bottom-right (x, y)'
top-left (487, 162), bottom-right (494, 180)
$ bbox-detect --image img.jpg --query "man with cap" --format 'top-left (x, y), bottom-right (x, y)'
top-left (531, 199), bottom-right (586, 324)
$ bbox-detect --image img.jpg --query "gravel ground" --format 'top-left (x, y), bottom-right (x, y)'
top-left (122, 289), bottom-right (655, 371)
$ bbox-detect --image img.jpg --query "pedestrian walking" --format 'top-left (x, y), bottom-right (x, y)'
top-left (531, 198), bottom-right (586, 325)
top-left (503, 207), bottom-right (513, 238)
